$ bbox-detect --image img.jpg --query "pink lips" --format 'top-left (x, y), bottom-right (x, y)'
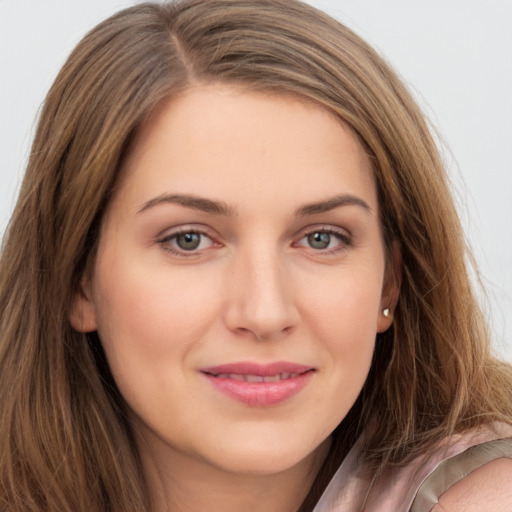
top-left (200, 362), bottom-right (314, 406)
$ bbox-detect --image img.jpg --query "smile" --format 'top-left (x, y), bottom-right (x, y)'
top-left (200, 362), bottom-right (315, 407)
top-left (211, 372), bottom-right (302, 382)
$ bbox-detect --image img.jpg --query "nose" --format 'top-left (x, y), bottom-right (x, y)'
top-left (223, 249), bottom-right (299, 341)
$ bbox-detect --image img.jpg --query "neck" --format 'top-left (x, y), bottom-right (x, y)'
top-left (137, 432), bottom-right (331, 512)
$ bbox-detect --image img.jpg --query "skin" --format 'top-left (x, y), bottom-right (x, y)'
top-left (433, 458), bottom-right (512, 511)
top-left (71, 86), bottom-right (399, 511)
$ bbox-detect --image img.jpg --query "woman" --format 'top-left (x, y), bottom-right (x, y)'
top-left (0, 1), bottom-right (511, 511)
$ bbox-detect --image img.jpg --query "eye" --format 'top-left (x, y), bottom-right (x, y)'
top-left (295, 227), bottom-right (351, 253)
top-left (175, 232), bottom-right (202, 250)
top-left (307, 232), bottom-right (333, 250)
top-left (158, 228), bottom-right (217, 256)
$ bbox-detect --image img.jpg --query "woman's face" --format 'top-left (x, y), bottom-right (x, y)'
top-left (72, 86), bottom-right (397, 477)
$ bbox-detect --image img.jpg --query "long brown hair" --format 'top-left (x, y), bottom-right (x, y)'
top-left (1, 1), bottom-right (511, 510)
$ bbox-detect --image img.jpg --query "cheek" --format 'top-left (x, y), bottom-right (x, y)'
top-left (91, 253), bottom-right (222, 365)
top-left (299, 267), bottom-right (382, 383)
top-left (302, 267), bottom-right (383, 338)
top-left (89, 255), bottom-right (225, 427)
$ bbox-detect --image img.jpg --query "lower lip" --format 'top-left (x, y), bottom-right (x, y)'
top-left (202, 372), bottom-right (313, 407)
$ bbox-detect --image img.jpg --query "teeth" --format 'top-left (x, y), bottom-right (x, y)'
top-left (213, 372), bottom-right (301, 382)
top-left (245, 374), bottom-right (265, 383)
top-left (228, 373), bottom-right (245, 381)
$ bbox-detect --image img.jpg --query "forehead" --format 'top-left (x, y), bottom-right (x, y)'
top-left (114, 85), bottom-right (377, 216)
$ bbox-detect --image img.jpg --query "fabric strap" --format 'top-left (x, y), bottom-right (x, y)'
top-left (410, 437), bottom-right (512, 512)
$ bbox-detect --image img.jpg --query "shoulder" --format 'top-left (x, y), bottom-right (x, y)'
top-left (408, 425), bottom-right (512, 512)
top-left (432, 457), bottom-right (512, 511)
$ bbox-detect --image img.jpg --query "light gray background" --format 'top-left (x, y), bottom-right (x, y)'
top-left (1, 0), bottom-right (511, 359)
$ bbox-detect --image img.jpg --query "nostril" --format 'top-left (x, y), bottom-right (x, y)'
top-left (233, 324), bottom-right (295, 342)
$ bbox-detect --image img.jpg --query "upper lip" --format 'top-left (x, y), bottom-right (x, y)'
top-left (200, 361), bottom-right (314, 377)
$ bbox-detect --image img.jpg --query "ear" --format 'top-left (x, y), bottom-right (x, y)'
top-left (377, 242), bottom-right (401, 333)
top-left (69, 276), bottom-right (98, 333)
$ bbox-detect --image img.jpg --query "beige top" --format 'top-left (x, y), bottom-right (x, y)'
top-left (314, 422), bottom-right (512, 512)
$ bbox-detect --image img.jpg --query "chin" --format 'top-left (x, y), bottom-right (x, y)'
top-left (206, 434), bottom-right (330, 477)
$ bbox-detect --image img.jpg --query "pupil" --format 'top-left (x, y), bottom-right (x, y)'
top-left (177, 233), bottom-right (201, 250)
top-left (308, 232), bottom-right (330, 249)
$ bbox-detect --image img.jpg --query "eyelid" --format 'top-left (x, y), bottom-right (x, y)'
top-left (293, 224), bottom-right (352, 253)
top-left (157, 224), bottom-right (222, 256)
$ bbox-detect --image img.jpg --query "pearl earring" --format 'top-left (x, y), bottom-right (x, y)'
top-left (383, 308), bottom-right (390, 318)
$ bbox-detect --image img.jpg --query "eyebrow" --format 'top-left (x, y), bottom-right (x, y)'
top-left (138, 193), bottom-right (233, 216)
top-left (137, 192), bottom-right (371, 217)
top-left (295, 194), bottom-right (372, 216)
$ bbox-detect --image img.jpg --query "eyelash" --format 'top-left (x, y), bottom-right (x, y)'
top-left (157, 227), bottom-right (218, 257)
top-left (157, 226), bottom-right (352, 257)
top-left (294, 226), bottom-right (352, 255)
